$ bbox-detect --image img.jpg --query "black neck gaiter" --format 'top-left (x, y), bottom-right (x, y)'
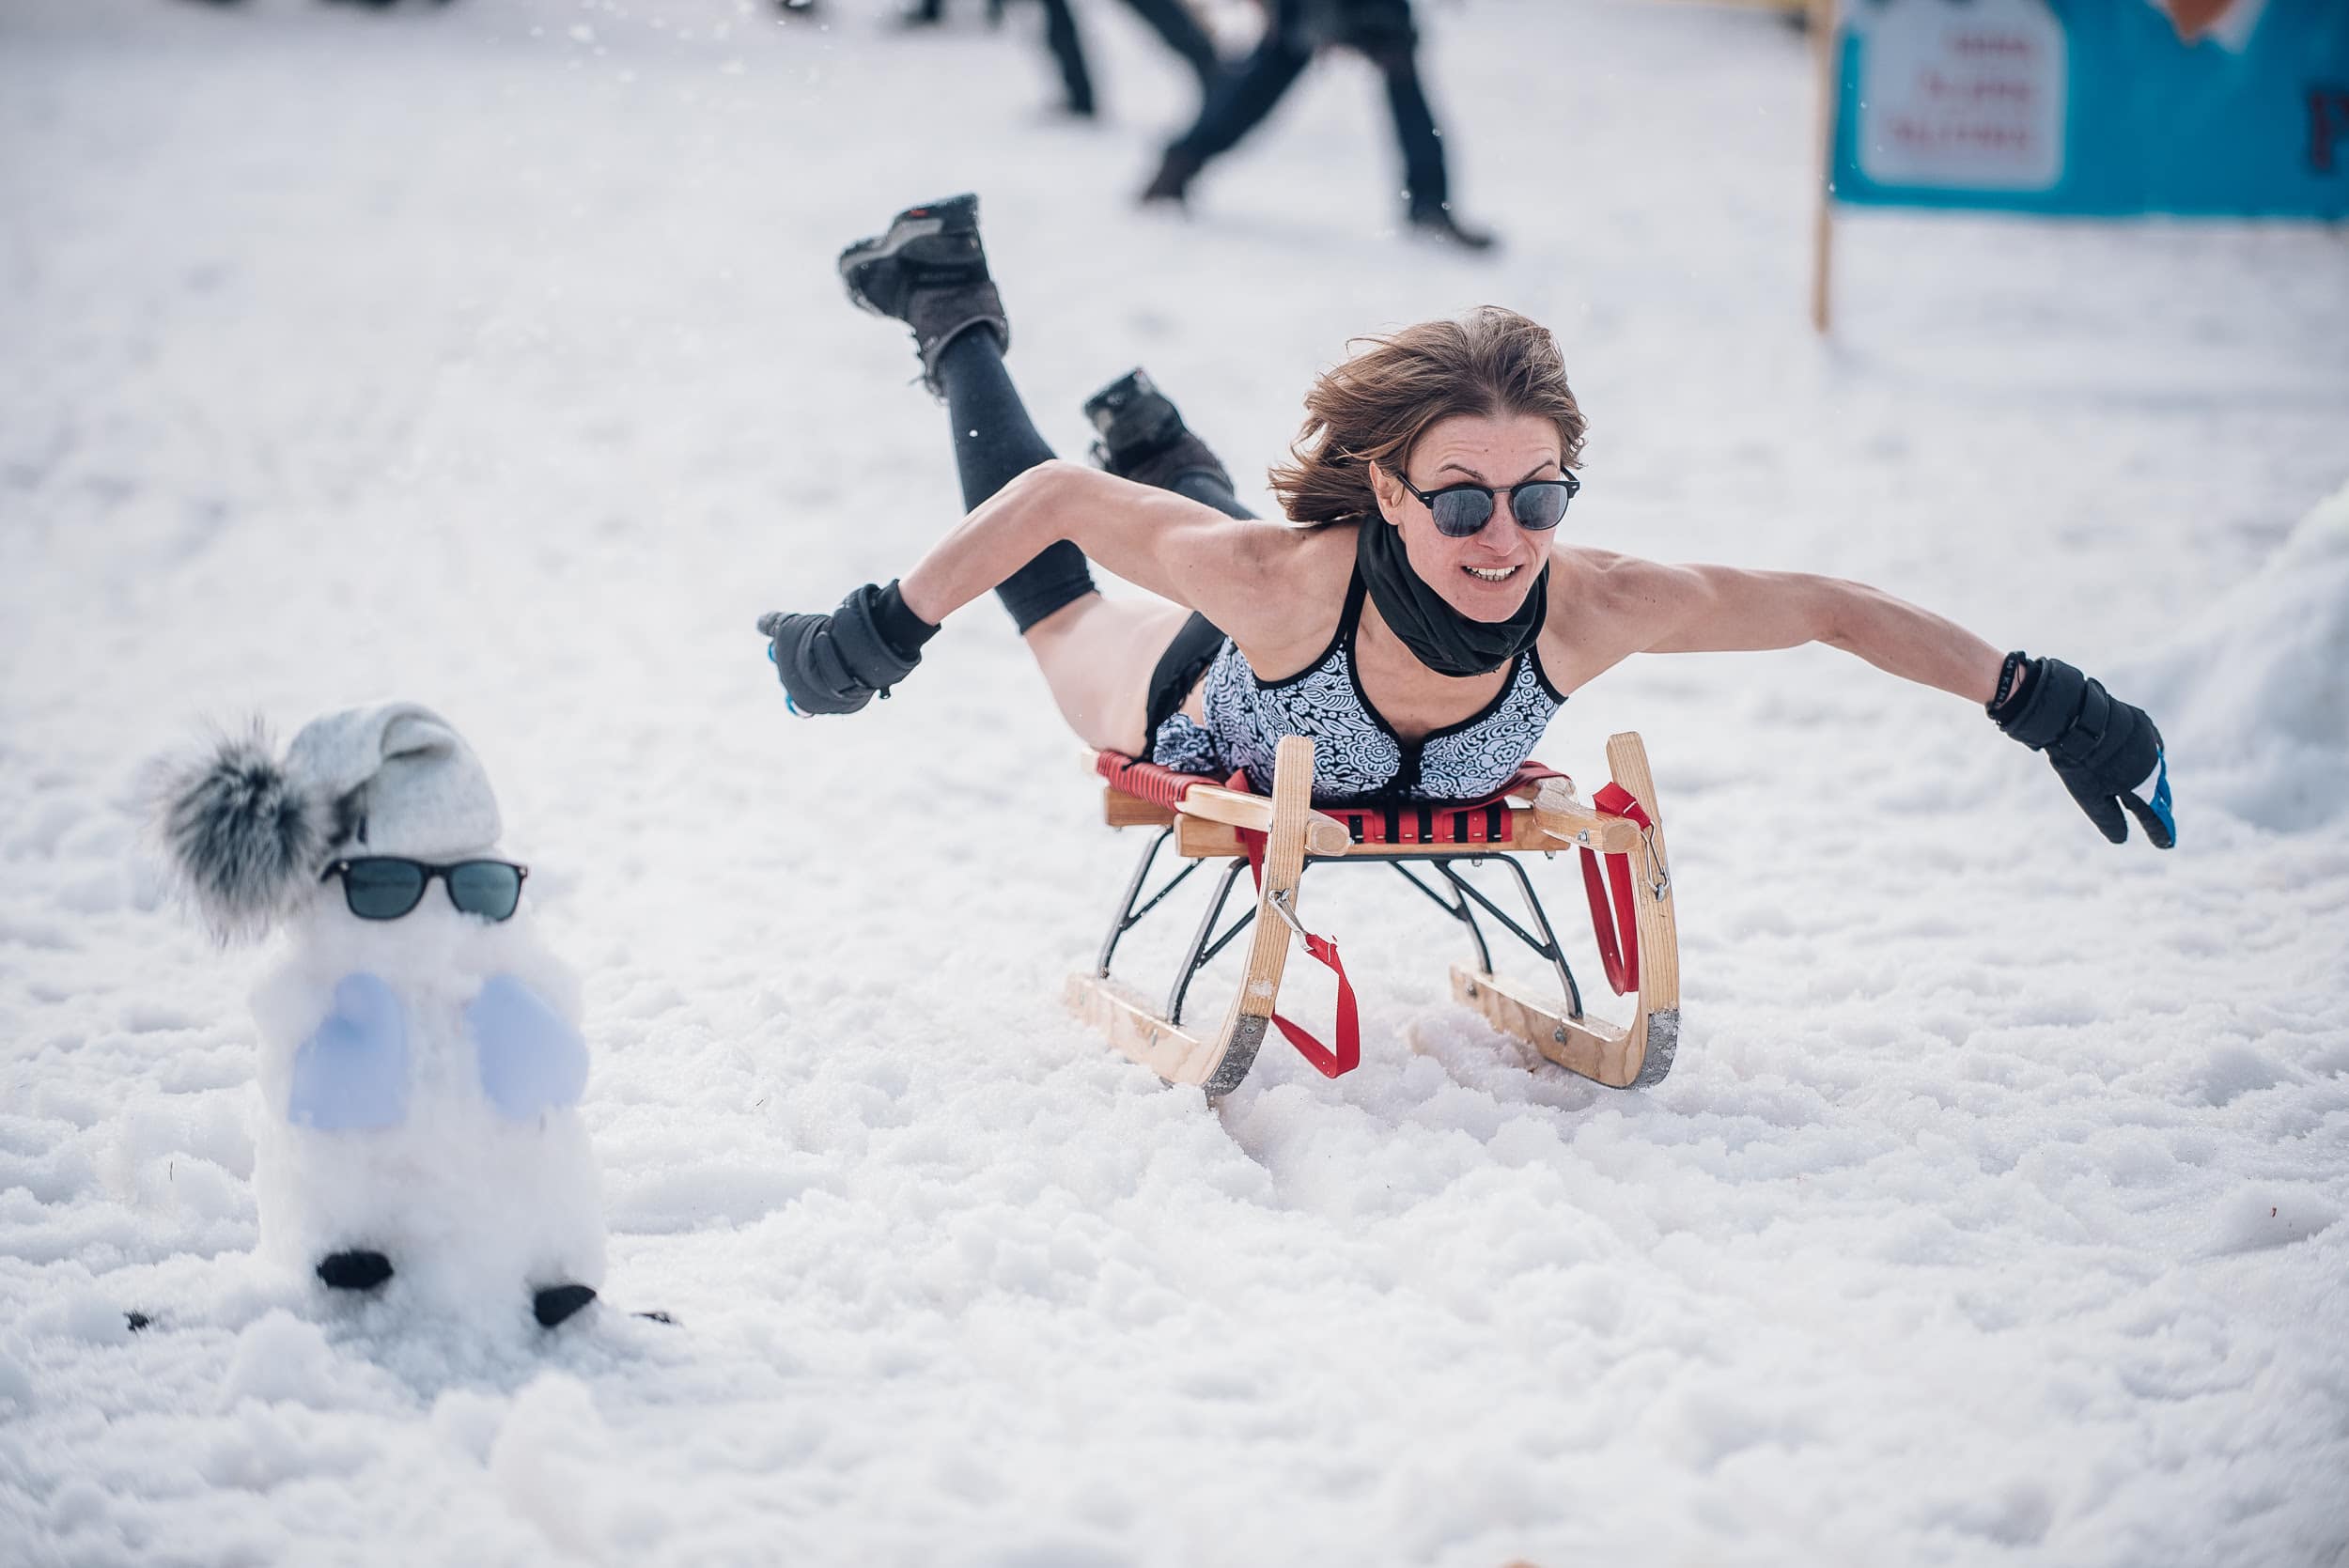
top-left (1355, 518), bottom-right (1548, 677)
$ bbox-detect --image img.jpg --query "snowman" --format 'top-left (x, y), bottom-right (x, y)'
top-left (154, 703), bottom-right (607, 1327)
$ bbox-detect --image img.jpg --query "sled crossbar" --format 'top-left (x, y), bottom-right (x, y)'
top-left (1065, 733), bottom-right (1683, 1097)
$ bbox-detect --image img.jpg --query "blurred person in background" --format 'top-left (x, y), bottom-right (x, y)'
top-left (898, 0), bottom-right (1007, 21)
top-left (184, 0), bottom-right (464, 8)
top-left (1141, 0), bottom-right (1494, 250)
top-left (901, 0), bottom-right (1225, 122)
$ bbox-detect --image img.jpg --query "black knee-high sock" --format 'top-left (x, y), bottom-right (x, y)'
top-left (935, 329), bottom-right (1097, 632)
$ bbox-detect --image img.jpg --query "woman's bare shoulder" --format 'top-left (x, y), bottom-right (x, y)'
top-left (1539, 548), bottom-right (1676, 692)
top-left (1548, 547), bottom-right (1682, 616)
top-left (1244, 517), bottom-right (1357, 578)
top-left (1215, 520), bottom-right (1357, 670)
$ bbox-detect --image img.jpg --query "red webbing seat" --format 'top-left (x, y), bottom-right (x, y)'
top-left (1094, 753), bottom-right (1570, 846)
top-left (1319, 763), bottom-right (1571, 846)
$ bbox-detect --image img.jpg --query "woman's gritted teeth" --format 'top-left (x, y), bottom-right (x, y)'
top-left (1462, 564), bottom-right (1519, 582)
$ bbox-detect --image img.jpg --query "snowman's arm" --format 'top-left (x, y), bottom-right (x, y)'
top-left (468, 976), bottom-right (590, 1122)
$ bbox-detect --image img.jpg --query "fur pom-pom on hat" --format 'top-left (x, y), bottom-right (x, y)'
top-left (149, 722), bottom-right (334, 943)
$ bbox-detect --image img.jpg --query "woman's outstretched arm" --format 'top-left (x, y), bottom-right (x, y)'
top-left (1554, 551), bottom-right (2010, 703)
top-left (758, 461), bottom-right (1344, 718)
top-left (1548, 550), bottom-right (2175, 849)
top-left (898, 460), bottom-right (1332, 659)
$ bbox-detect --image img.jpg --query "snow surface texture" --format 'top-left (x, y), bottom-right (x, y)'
top-left (3, 1), bottom-right (2347, 1564)
top-left (2138, 479), bottom-right (2349, 834)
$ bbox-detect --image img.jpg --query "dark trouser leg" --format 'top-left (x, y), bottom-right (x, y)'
top-left (1117, 0), bottom-right (1222, 85)
top-left (934, 330), bottom-right (1097, 631)
top-left (1164, 22), bottom-right (1311, 164)
top-left (1038, 0), bottom-right (1096, 115)
top-left (1378, 51), bottom-right (1448, 215)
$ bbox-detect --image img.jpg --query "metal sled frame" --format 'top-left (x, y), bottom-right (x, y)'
top-left (1064, 733), bottom-right (1681, 1097)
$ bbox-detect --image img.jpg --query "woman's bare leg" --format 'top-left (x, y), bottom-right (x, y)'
top-left (1021, 595), bottom-right (1194, 754)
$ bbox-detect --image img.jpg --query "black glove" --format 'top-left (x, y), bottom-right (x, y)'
top-left (1990, 654), bottom-right (2175, 848)
top-left (757, 581), bottom-right (937, 716)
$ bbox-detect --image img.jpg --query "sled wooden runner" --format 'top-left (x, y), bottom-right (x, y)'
top-left (1064, 735), bottom-right (1320, 1096)
top-left (1064, 731), bottom-right (1682, 1097)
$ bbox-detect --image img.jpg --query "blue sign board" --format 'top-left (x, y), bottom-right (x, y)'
top-left (1831, 0), bottom-right (2349, 218)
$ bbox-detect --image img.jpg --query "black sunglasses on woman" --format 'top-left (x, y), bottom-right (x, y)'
top-left (1392, 469), bottom-right (1580, 537)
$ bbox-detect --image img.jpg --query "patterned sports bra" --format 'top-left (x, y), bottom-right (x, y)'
top-left (1150, 573), bottom-right (1565, 803)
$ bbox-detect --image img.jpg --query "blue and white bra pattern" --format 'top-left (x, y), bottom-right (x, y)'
top-left (1150, 576), bottom-right (1563, 803)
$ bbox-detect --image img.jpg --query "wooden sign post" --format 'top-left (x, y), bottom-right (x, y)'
top-left (1809, 0), bottom-right (1837, 334)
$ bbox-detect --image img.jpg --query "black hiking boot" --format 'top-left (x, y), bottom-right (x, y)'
top-left (1083, 369), bottom-right (1234, 495)
top-left (1407, 204), bottom-right (1498, 254)
top-left (837, 193), bottom-right (1008, 396)
top-left (317, 1250), bottom-right (394, 1292)
top-left (533, 1283), bottom-right (598, 1328)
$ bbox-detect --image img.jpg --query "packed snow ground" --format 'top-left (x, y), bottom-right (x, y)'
top-left (5, 1), bottom-right (2348, 1563)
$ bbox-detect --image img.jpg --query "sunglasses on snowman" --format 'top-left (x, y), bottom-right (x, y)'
top-left (1394, 468), bottom-right (1580, 537)
top-left (319, 857), bottom-right (528, 922)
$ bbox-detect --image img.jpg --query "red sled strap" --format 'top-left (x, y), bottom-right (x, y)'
top-left (1578, 782), bottom-right (1654, 998)
top-left (1237, 826), bottom-right (1361, 1079)
top-left (1268, 928), bottom-right (1360, 1079)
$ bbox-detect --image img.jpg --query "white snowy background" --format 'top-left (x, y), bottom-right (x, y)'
top-left (4, 0), bottom-right (2347, 1563)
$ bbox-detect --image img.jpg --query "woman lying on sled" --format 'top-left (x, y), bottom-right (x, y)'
top-left (758, 193), bottom-right (2174, 849)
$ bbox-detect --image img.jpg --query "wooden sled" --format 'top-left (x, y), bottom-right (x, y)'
top-left (1064, 732), bottom-right (1681, 1097)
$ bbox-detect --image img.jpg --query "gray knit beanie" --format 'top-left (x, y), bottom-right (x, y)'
top-left (286, 703), bottom-right (502, 863)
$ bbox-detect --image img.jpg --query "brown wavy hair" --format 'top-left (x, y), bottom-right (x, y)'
top-left (1268, 306), bottom-right (1587, 526)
